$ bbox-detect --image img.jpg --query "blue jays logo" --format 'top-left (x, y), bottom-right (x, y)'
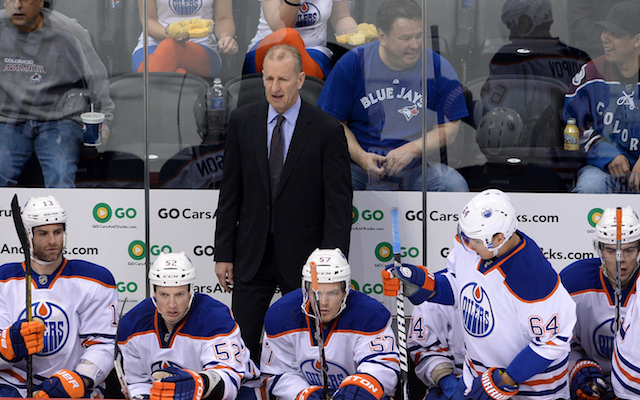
top-left (398, 105), bottom-right (419, 122)
top-left (295, 2), bottom-right (319, 28)
top-left (19, 302), bottom-right (69, 356)
top-left (151, 360), bottom-right (183, 373)
top-left (593, 318), bottom-right (616, 359)
top-left (300, 359), bottom-right (348, 392)
top-left (169, 0), bottom-right (202, 15)
top-left (460, 283), bottom-right (495, 337)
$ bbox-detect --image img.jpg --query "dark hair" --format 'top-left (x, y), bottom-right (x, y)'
top-left (376, 0), bottom-right (422, 34)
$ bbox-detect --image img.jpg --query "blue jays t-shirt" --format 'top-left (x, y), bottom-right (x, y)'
top-left (318, 42), bottom-right (468, 156)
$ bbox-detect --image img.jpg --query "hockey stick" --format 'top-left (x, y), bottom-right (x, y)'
top-left (114, 298), bottom-right (131, 399)
top-left (391, 207), bottom-right (409, 400)
top-left (309, 262), bottom-right (330, 400)
top-left (615, 207), bottom-right (622, 333)
top-left (11, 194), bottom-right (34, 397)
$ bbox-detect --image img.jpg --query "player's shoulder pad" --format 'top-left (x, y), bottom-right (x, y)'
top-left (264, 289), bottom-right (307, 336)
top-left (61, 259), bottom-right (116, 287)
top-left (335, 291), bottom-right (391, 333)
top-left (0, 262), bottom-right (26, 281)
top-left (559, 258), bottom-right (602, 294)
top-left (500, 232), bottom-right (560, 302)
top-left (180, 293), bottom-right (237, 337)
top-left (118, 298), bottom-right (156, 341)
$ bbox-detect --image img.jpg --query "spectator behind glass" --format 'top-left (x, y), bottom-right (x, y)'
top-left (567, 0), bottom-right (639, 60)
top-left (244, 0), bottom-right (357, 80)
top-left (564, 2), bottom-right (640, 193)
top-left (317, 0), bottom-right (469, 191)
top-left (0, 0), bottom-right (114, 188)
top-left (131, 0), bottom-right (239, 79)
top-left (476, 0), bottom-right (590, 155)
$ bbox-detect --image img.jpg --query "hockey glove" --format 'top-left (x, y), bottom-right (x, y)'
top-left (382, 264), bottom-right (435, 304)
top-left (439, 374), bottom-right (460, 400)
top-left (35, 369), bottom-right (87, 398)
top-left (0, 319), bottom-right (45, 362)
top-left (151, 367), bottom-right (205, 400)
top-left (296, 386), bottom-right (326, 400)
top-left (333, 374), bottom-right (384, 400)
top-left (465, 368), bottom-right (518, 400)
top-left (569, 359), bottom-right (612, 400)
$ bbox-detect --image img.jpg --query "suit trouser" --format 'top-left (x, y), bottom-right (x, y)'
top-left (232, 233), bottom-right (298, 363)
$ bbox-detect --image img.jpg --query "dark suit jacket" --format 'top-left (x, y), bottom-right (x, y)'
top-left (214, 98), bottom-right (352, 289)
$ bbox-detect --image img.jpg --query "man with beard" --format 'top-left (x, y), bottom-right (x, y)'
top-left (0, 195), bottom-right (117, 398)
top-left (317, 0), bottom-right (469, 191)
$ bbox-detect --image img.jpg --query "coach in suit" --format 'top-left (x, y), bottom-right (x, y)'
top-left (214, 44), bottom-right (352, 361)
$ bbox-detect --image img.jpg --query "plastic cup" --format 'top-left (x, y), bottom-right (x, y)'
top-left (81, 112), bottom-right (104, 147)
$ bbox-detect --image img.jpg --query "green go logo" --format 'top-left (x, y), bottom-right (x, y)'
top-left (352, 206), bottom-right (359, 224)
top-left (588, 208), bottom-right (604, 228)
top-left (375, 242), bottom-right (393, 262)
top-left (350, 279), bottom-right (359, 291)
top-left (128, 240), bottom-right (146, 260)
top-left (93, 203), bottom-right (112, 223)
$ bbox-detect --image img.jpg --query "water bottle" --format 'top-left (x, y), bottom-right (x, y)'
top-left (563, 118), bottom-right (579, 151)
top-left (208, 78), bottom-right (226, 142)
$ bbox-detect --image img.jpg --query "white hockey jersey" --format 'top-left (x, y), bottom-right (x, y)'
top-left (260, 289), bottom-right (399, 400)
top-left (409, 298), bottom-right (464, 388)
top-left (0, 259), bottom-right (117, 397)
top-left (442, 233), bottom-right (576, 400)
top-left (560, 258), bottom-right (638, 380)
top-left (612, 275), bottom-right (640, 398)
top-left (118, 294), bottom-right (260, 400)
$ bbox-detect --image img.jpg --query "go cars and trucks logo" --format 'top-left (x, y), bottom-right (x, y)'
top-left (375, 242), bottom-right (393, 262)
top-left (93, 203), bottom-right (137, 223)
top-left (587, 208), bottom-right (604, 228)
top-left (128, 241), bottom-right (172, 260)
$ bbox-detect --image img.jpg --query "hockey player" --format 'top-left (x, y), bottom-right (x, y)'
top-left (383, 189), bottom-right (577, 400)
top-left (612, 258), bottom-right (640, 397)
top-left (560, 207), bottom-right (640, 400)
top-left (0, 195), bottom-right (117, 398)
top-left (117, 251), bottom-right (261, 400)
top-left (261, 248), bottom-right (399, 400)
top-left (408, 297), bottom-right (465, 400)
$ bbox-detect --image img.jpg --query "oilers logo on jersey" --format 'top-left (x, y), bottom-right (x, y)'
top-left (19, 301), bottom-right (70, 356)
top-left (460, 283), bottom-right (494, 337)
top-left (169, 0), bottom-right (202, 15)
top-left (296, 2), bottom-right (319, 28)
top-left (300, 358), bottom-right (348, 391)
top-left (593, 318), bottom-right (617, 359)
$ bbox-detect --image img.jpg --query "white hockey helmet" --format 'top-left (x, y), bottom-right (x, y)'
top-left (594, 207), bottom-right (640, 282)
top-left (22, 196), bottom-right (67, 234)
top-left (301, 248), bottom-right (351, 320)
top-left (149, 252), bottom-right (196, 313)
top-left (595, 207), bottom-right (640, 245)
top-left (22, 196), bottom-right (68, 264)
top-left (501, 0), bottom-right (553, 38)
top-left (457, 189), bottom-right (518, 256)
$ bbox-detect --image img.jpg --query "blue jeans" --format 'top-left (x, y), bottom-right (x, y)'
top-left (572, 164), bottom-right (631, 193)
top-left (0, 119), bottom-right (82, 187)
top-left (350, 162), bottom-right (469, 191)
